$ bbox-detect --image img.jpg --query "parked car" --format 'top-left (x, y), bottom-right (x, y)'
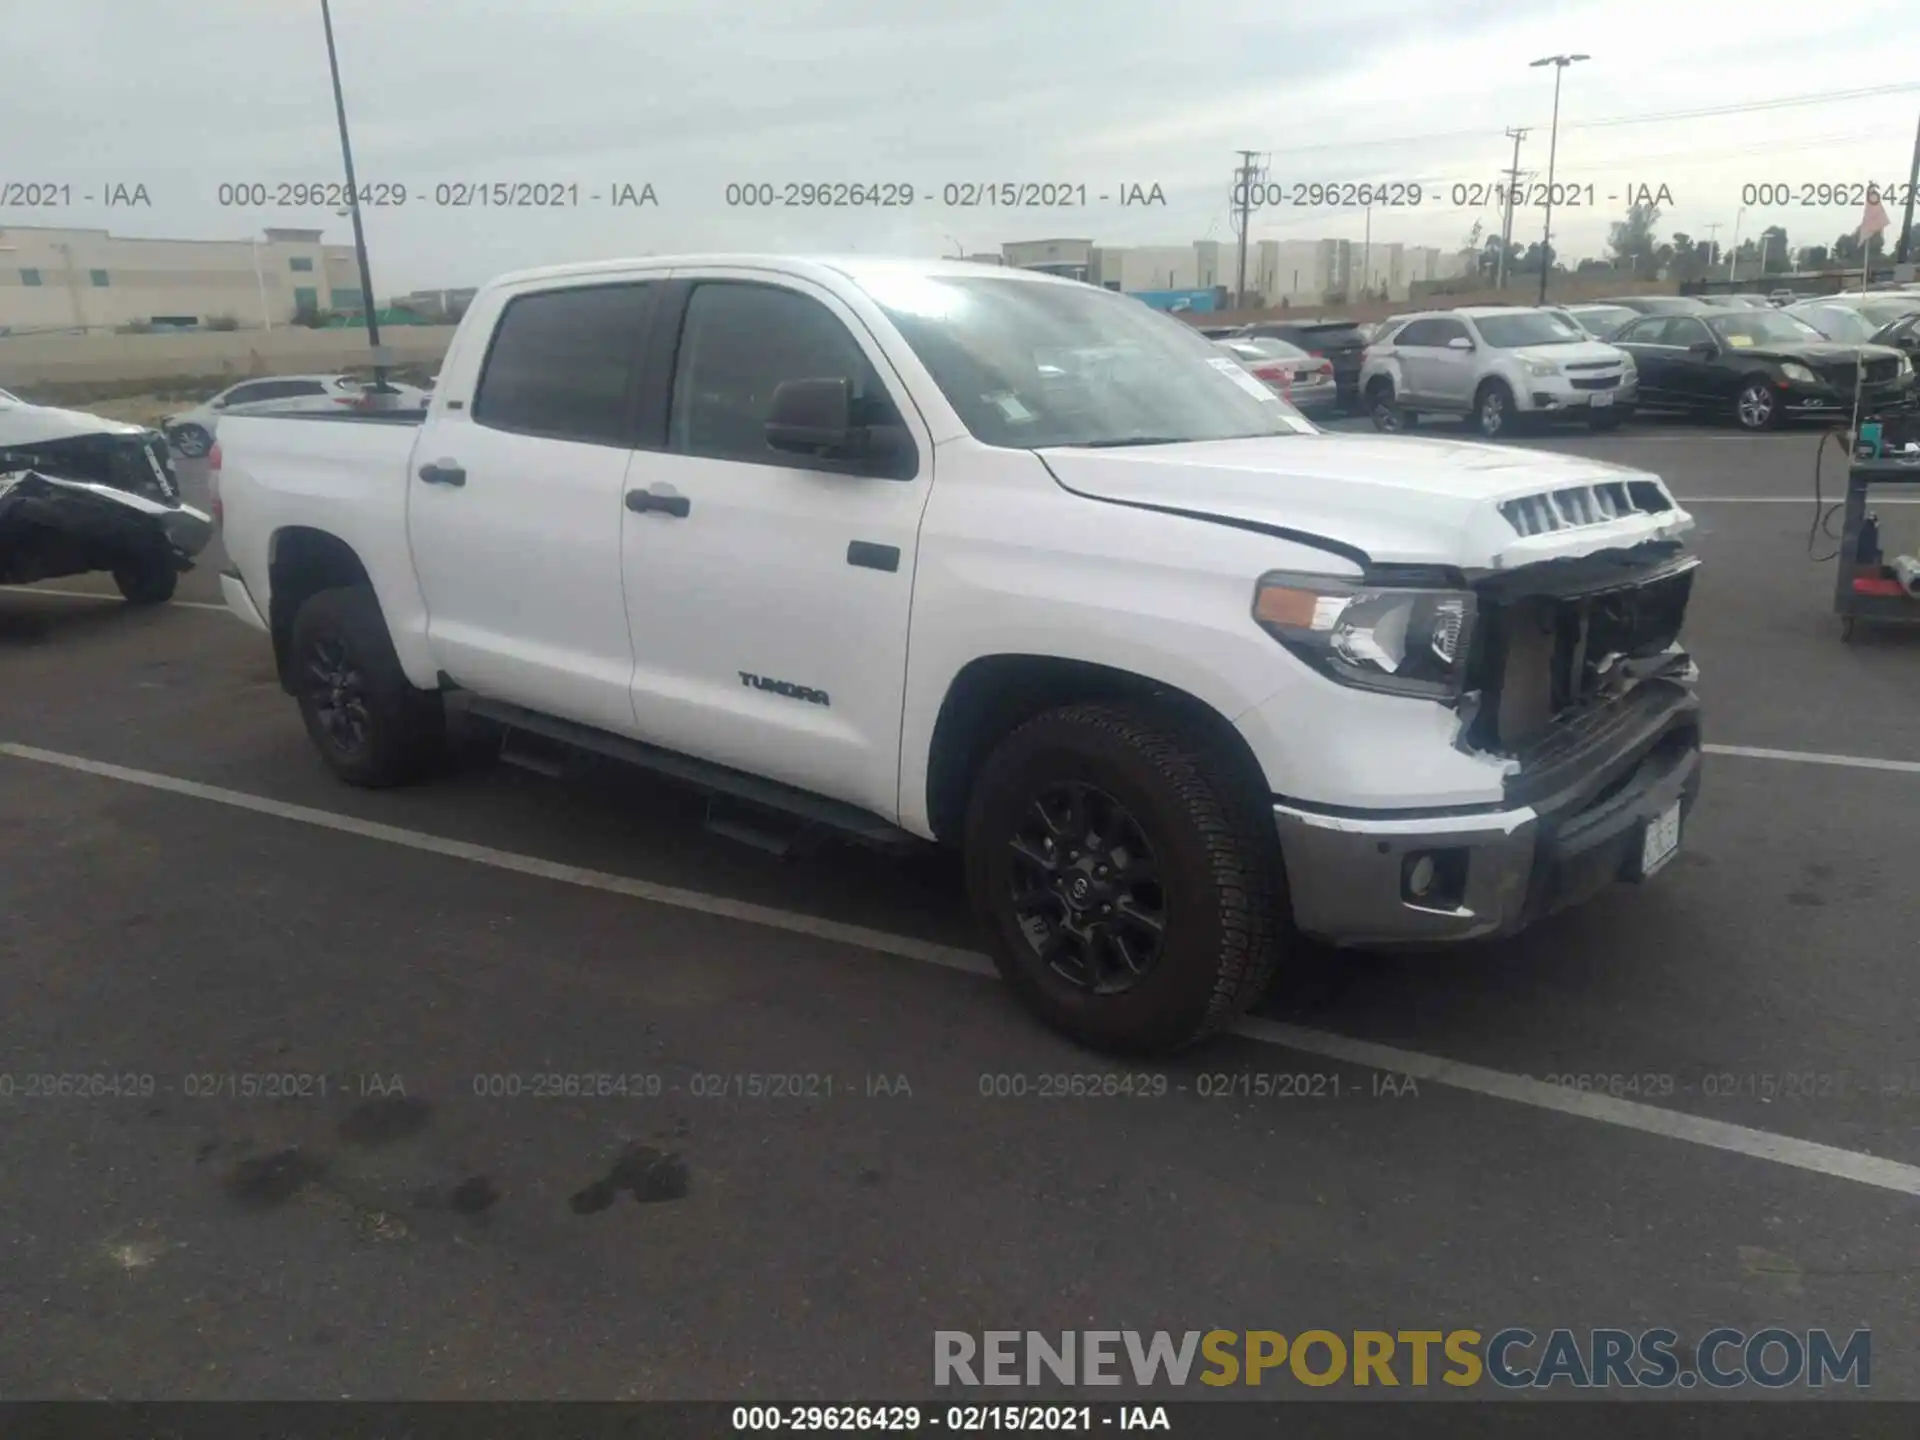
top-left (1785, 301), bottom-right (1883, 345)
top-left (1610, 306), bottom-right (1914, 430)
top-left (1767, 289), bottom-right (1797, 306)
top-left (1591, 296), bottom-right (1712, 317)
top-left (163, 374), bottom-right (430, 458)
top-left (1697, 294), bottom-right (1775, 310)
top-left (1360, 305), bottom-right (1636, 437)
top-left (0, 393), bottom-right (213, 603)
top-left (1870, 311), bottom-right (1920, 360)
top-left (1211, 336), bottom-right (1338, 417)
top-left (1234, 317), bottom-right (1371, 410)
top-left (211, 253), bottom-right (1704, 1055)
top-left (1794, 294), bottom-right (1920, 337)
top-left (1559, 303), bottom-right (1641, 340)
top-left (1196, 325), bottom-right (1246, 340)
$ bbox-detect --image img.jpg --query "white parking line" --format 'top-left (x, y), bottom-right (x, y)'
top-left (0, 586), bottom-right (229, 611)
top-left (1705, 743), bottom-right (1920, 775)
top-left (4, 738), bottom-right (1919, 1200)
top-left (1676, 495), bottom-right (1920, 504)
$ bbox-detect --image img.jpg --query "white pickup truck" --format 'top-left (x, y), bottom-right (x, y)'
top-left (214, 254), bottom-right (1704, 1054)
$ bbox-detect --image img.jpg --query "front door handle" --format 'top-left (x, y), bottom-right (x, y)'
top-left (626, 489), bottom-right (690, 518)
top-left (419, 461), bottom-right (466, 486)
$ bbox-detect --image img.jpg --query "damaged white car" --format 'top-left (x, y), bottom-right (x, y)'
top-left (0, 393), bottom-right (214, 604)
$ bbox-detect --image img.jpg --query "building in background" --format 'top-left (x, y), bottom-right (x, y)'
top-left (0, 225), bottom-right (363, 334)
top-left (389, 287), bottom-right (479, 322)
top-left (993, 235), bottom-right (1466, 306)
top-left (1000, 238), bottom-right (1094, 280)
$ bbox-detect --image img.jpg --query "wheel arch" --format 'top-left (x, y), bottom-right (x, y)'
top-left (921, 654), bottom-right (1270, 845)
top-left (267, 526), bottom-right (375, 692)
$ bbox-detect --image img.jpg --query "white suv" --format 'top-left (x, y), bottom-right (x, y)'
top-left (162, 374), bottom-right (428, 458)
top-left (1360, 307), bottom-right (1638, 438)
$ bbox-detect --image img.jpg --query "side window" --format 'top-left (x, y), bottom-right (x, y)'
top-left (283, 380), bottom-right (329, 399)
top-left (1619, 318), bottom-right (1669, 345)
top-left (667, 281), bottom-right (909, 474)
top-left (473, 283), bottom-right (653, 446)
top-left (219, 383), bottom-right (265, 406)
top-left (1668, 318), bottom-right (1712, 348)
top-left (1429, 318), bottom-right (1470, 346)
top-left (1393, 319), bottom-right (1439, 347)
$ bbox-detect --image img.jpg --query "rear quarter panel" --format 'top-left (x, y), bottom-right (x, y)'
top-left (218, 415), bottom-right (438, 688)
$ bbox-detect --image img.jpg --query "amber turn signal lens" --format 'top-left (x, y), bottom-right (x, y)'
top-left (1254, 585), bottom-right (1320, 629)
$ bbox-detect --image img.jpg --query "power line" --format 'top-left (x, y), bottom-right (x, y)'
top-left (1241, 82), bottom-right (1920, 162)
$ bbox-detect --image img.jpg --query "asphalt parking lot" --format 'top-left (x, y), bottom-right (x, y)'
top-left (3, 417), bottom-right (1919, 1404)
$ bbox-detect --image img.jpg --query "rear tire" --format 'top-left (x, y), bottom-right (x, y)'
top-left (963, 702), bottom-right (1288, 1055)
top-left (1367, 382), bottom-right (1414, 433)
top-left (289, 585), bottom-right (445, 788)
top-left (112, 554), bottom-right (178, 605)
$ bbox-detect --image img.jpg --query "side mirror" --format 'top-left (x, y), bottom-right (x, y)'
top-left (1447, 336), bottom-right (1474, 351)
top-left (1689, 341), bottom-right (1718, 358)
top-left (766, 377), bottom-right (855, 454)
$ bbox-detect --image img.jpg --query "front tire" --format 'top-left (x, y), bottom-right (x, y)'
top-left (1472, 380), bottom-right (1515, 437)
top-left (170, 424), bottom-right (211, 459)
top-left (963, 702), bottom-right (1287, 1055)
top-left (112, 554), bottom-right (178, 605)
top-left (289, 585), bottom-right (445, 788)
top-left (1735, 377), bottom-right (1782, 431)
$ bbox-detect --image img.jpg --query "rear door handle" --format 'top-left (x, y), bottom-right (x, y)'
top-left (626, 489), bottom-right (690, 518)
top-left (419, 461), bottom-right (466, 487)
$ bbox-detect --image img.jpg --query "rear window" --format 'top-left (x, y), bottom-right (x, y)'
top-left (1287, 323), bottom-right (1368, 348)
top-left (473, 283), bottom-right (655, 446)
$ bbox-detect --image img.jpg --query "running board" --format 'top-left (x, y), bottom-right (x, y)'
top-left (457, 697), bottom-right (922, 854)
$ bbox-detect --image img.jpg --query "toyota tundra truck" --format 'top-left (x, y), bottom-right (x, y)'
top-left (212, 254), bottom-right (1704, 1054)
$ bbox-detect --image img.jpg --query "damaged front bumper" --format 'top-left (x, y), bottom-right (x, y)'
top-left (0, 469), bottom-right (213, 585)
top-left (1274, 675), bottom-right (1701, 946)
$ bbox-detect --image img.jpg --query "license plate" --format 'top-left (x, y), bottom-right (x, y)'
top-left (1590, 390), bottom-right (1614, 408)
top-left (1641, 802), bottom-right (1681, 877)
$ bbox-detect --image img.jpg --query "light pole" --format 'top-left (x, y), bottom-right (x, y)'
top-left (319, 0), bottom-right (386, 391)
top-left (1728, 206), bottom-right (1746, 284)
top-left (1530, 52), bottom-right (1588, 305)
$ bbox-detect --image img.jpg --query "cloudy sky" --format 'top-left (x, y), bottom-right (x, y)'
top-left (6, 0), bottom-right (1917, 294)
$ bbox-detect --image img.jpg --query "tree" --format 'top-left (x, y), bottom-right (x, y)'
top-left (1801, 243), bottom-right (1830, 270)
top-left (1607, 200), bottom-right (1662, 277)
top-left (1759, 225), bottom-right (1791, 274)
top-left (1518, 240), bottom-right (1557, 274)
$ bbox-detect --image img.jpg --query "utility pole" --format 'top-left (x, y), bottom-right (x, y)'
top-left (1897, 106), bottom-right (1920, 265)
top-left (1496, 127), bottom-right (1528, 290)
top-left (1232, 149), bottom-right (1261, 310)
top-left (319, 0), bottom-right (386, 390)
top-left (1361, 203), bottom-right (1372, 299)
top-left (1530, 53), bottom-right (1589, 305)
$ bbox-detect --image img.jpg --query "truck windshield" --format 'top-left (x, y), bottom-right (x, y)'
top-left (859, 274), bottom-right (1314, 448)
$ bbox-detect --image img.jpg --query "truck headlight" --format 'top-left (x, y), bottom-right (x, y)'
top-left (1780, 362), bottom-right (1817, 383)
top-left (1523, 358), bottom-right (1559, 378)
top-left (1253, 573), bottom-right (1476, 701)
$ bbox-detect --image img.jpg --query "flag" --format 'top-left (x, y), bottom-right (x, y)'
top-left (1859, 188), bottom-right (1891, 242)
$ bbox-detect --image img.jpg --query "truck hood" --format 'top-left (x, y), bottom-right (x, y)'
top-left (1037, 432), bottom-right (1694, 571)
top-left (0, 396), bottom-right (150, 445)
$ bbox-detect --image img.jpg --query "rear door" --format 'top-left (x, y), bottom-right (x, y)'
top-left (1422, 316), bottom-right (1478, 410)
top-left (1611, 316), bottom-right (1677, 405)
top-left (1384, 318), bottom-right (1443, 403)
top-left (406, 279), bottom-right (661, 734)
top-left (617, 270), bottom-right (935, 819)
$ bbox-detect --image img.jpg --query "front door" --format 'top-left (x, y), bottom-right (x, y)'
top-left (619, 273), bottom-right (934, 820)
top-left (406, 279), bottom-right (659, 734)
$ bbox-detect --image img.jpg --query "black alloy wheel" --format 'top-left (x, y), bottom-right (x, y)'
top-left (1006, 780), bottom-right (1168, 995)
top-left (304, 632), bottom-right (373, 761)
